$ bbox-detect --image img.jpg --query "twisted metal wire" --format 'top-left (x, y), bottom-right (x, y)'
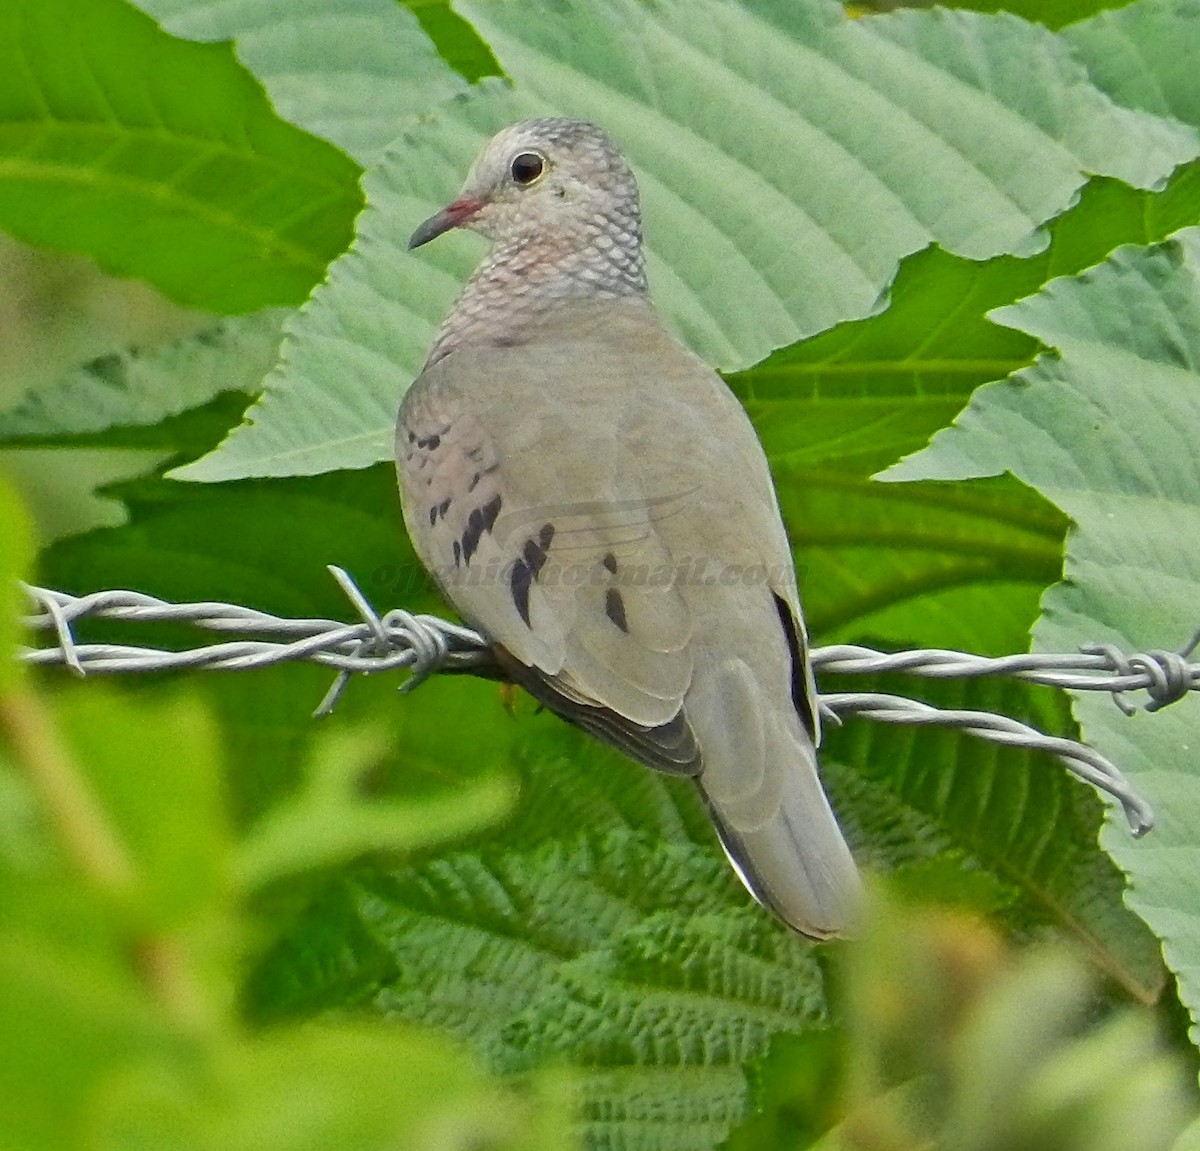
top-left (20, 568), bottom-right (1198, 838)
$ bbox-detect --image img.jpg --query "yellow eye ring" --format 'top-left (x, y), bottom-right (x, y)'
top-left (510, 151), bottom-right (545, 185)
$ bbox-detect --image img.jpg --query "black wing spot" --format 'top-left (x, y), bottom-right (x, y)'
top-left (605, 587), bottom-right (629, 633)
top-left (469, 462), bottom-right (500, 491)
top-left (417, 433), bottom-right (441, 450)
top-left (773, 593), bottom-right (816, 742)
top-left (482, 494), bottom-right (502, 531)
top-left (461, 507), bottom-right (485, 564)
top-left (522, 539), bottom-right (543, 575)
top-left (602, 552), bottom-right (617, 574)
top-left (428, 505), bottom-right (438, 527)
top-left (510, 522), bottom-right (555, 628)
top-left (511, 559), bottom-right (533, 626)
top-left (522, 529), bottom-right (552, 579)
top-left (458, 496), bottom-right (502, 566)
top-left (452, 540), bottom-right (462, 568)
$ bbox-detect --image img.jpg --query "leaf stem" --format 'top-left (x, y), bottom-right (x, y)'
top-left (0, 684), bottom-right (134, 892)
top-left (0, 684), bottom-right (209, 1029)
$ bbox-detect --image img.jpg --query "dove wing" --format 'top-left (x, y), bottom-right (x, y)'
top-left (398, 300), bottom-right (711, 774)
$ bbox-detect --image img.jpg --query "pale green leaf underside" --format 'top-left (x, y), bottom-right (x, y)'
top-left (131, 0), bottom-right (467, 166)
top-left (0, 447), bottom-right (169, 544)
top-left (1063, 0), bottom-right (1200, 133)
top-left (884, 229), bottom-right (1200, 1042)
top-left (177, 0), bottom-right (1197, 481)
top-left (0, 312), bottom-right (286, 442)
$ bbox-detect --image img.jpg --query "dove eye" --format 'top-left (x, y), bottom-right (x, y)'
top-left (510, 151), bottom-right (545, 186)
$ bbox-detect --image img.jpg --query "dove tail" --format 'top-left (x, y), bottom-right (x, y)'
top-left (696, 742), bottom-right (861, 939)
top-left (690, 659), bottom-right (862, 939)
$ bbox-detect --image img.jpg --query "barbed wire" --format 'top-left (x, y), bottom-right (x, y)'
top-left (19, 567), bottom-right (1198, 839)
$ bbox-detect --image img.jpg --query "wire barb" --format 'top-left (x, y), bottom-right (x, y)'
top-left (19, 576), bottom-right (1198, 838)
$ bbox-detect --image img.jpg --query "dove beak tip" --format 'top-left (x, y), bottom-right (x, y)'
top-left (408, 198), bottom-right (484, 250)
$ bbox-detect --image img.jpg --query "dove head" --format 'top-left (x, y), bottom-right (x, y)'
top-left (409, 118), bottom-right (648, 301)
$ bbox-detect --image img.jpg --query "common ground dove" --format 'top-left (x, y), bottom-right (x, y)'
top-left (397, 118), bottom-right (861, 937)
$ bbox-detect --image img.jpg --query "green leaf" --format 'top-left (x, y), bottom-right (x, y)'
top-left (41, 466), bottom-right (426, 620)
top-left (1064, 0), bottom-right (1200, 130)
top-left (884, 231), bottom-right (1200, 1041)
top-left (0, 686), bottom-right (224, 1147)
top-left (402, 0), bottom-right (503, 84)
top-left (776, 468), bottom-right (1065, 652)
top-left (177, 0), bottom-right (1198, 480)
top-left (0, 0), bottom-right (362, 311)
top-left (53, 686), bottom-right (230, 929)
top-left (820, 674), bottom-right (1165, 1001)
top-left (0, 930), bottom-right (178, 1151)
top-left (234, 724), bottom-right (515, 892)
top-left (0, 311), bottom-right (286, 445)
top-left (816, 892), bottom-right (1195, 1151)
top-left (92, 1024), bottom-right (576, 1151)
top-left (0, 476), bottom-right (33, 689)
top-left (931, 0), bottom-right (1136, 29)
top-left (133, 0), bottom-right (469, 165)
top-left (0, 447), bottom-right (169, 544)
top-left (734, 164), bottom-right (1200, 430)
top-left (248, 827), bottom-right (827, 1151)
top-left (1175, 1114), bottom-right (1200, 1151)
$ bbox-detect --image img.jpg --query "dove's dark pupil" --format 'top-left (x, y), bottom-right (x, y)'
top-left (511, 152), bottom-right (544, 185)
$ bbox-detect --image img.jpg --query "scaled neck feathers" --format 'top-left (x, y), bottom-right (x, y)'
top-left (423, 208), bottom-right (648, 368)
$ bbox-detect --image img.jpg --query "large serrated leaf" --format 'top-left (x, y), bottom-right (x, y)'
top-left (884, 231), bottom-right (1200, 1041)
top-left (177, 0), bottom-right (1197, 480)
top-left (249, 827), bottom-right (827, 1151)
top-left (132, 0), bottom-right (468, 165)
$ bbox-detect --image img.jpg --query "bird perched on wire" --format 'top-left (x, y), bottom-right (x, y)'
top-left (396, 117), bottom-right (861, 938)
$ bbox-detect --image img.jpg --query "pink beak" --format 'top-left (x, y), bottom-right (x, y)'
top-left (408, 197), bottom-right (484, 250)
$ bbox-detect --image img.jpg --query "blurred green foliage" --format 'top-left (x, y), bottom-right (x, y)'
top-left (0, 666), bottom-right (571, 1150)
